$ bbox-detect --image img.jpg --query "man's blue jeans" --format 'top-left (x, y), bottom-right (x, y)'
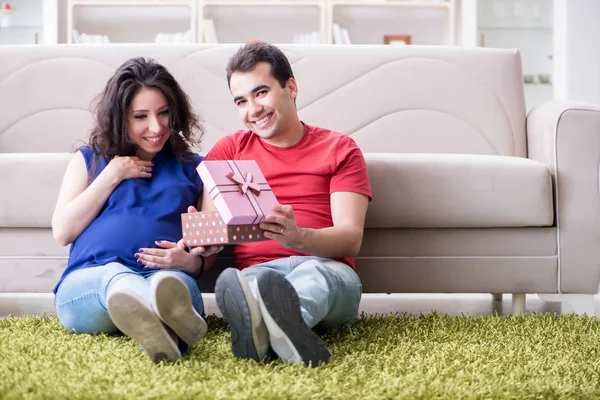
top-left (241, 256), bottom-right (362, 330)
top-left (54, 262), bottom-right (204, 334)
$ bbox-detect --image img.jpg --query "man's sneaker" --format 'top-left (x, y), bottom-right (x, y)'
top-left (150, 272), bottom-right (208, 346)
top-left (215, 267), bottom-right (269, 361)
top-left (256, 270), bottom-right (331, 367)
top-left (107, 289), bottom-right (181, 363)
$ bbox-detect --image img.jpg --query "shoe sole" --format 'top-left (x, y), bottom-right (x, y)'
top-left (256, 271), bottom-right (331, 367)
top-left (107, 289), bottom-right (181, 363)
top-left (215, 268), bottom-right (269, 361)
top-left (151, 274), bottom-right (208, 346)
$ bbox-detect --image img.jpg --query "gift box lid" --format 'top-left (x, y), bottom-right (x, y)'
top-left (198, 160), bottom-right (279, 225)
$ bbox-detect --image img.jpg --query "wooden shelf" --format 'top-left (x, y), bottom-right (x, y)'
top-left (66, 0), bottom-right (455, 45)
top-left (203, 0), bottom-right (322, 6)
top-left (331, 0), bottom-right (452, 9)
top-left (70, 0), bottom-right (195, 6)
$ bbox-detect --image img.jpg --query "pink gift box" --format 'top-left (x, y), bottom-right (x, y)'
top-left (181, 160), bottom-right (279, 247)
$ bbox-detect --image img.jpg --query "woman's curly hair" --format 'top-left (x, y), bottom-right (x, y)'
top-left (88, 57), bottom-right (204, 160)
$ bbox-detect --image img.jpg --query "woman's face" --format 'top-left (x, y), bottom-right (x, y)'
top-left (128, 87), bottom-right (170, 160)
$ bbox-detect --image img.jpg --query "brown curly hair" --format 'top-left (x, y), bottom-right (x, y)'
top-left (88, 57), bottom-right (204, 160)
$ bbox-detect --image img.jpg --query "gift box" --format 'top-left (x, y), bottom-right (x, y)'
top-left (181, 160), bottom-right (279, 247)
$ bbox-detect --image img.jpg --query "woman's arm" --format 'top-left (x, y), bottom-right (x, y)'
top-left (51, 152), bottom-right (153, 246)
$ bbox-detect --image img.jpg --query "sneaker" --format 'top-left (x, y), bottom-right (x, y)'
top-left (107, 289), bottom-right (181, 363)
top-left (150, 272), bottom-right (208, 346)
top-left (256, 270), bottom-right (331, 367)
top-left (215, 268), bottom-right (269, 361)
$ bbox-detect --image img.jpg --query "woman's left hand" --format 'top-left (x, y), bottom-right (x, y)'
top-left (135, 240), bottom-right (201, 273)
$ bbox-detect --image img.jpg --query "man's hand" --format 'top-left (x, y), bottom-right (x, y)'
top-left (260, 204), bottom-right (304, 249)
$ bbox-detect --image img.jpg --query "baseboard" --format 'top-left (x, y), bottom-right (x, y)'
top-left (2, 293), bottom-right (408, 318)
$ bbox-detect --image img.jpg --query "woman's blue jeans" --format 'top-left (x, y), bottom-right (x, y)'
top-left (54, 262), bottom-right (204, 334)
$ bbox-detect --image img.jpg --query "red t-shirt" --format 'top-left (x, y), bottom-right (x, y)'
top-left (205, 123), bottom-right (372, 269)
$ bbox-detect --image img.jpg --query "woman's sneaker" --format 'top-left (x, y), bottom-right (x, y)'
top-left (215, 268), bottom-right (270, 361)
top-left (256, 270), bottom-right (331, 367)
top-left (150, 272), bottom-right (208, 346)
top-left (107, 289), bottom-right (181, 363)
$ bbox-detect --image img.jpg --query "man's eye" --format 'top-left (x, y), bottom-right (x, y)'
top-left (257, 90), bottom-right (267, 96)
top-left (236, 100), bottom-right (246, 106)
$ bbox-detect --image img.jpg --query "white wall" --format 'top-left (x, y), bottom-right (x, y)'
top-left (554, 0), bottom-right (600, 104)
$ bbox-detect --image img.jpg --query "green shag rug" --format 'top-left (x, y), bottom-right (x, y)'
top-left (2, 313), bottom-right (600, 399)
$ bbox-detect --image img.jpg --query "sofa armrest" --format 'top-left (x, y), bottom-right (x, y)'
top-left (527, 100), bottom-right (600, 293)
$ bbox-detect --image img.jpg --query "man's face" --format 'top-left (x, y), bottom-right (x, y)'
top-left (229, 62), bottom-right (297, 143)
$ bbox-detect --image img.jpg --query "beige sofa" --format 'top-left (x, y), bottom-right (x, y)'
top-left (1, 44), bottom-right (600, 315)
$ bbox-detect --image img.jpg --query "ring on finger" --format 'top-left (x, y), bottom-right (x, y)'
top-left (141, 166), bottom-right (146, 172)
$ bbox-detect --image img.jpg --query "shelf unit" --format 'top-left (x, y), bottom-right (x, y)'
top-left (0, 0), bottom-right (58, 45)
top-left (199, 0), bottom-right (326, 44)
top-left (328, 0), bottom-right (455, 45)
top-left (65, 0), bottom-right (454, 45)
top-left (67, 0), bottom-right (197, 44)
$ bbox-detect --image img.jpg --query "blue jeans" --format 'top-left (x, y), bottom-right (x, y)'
top-left (241, 256), bottom-right (362, 330)
top-left (54, 262), bottom-right (204, 334)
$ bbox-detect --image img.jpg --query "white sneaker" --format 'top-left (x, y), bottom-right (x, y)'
top-left (107, 289), bottom-right (181, 363)
top-left (150, 272), bottom-right (208, 346)
top-left (215, 268), bottom-right (270, 361)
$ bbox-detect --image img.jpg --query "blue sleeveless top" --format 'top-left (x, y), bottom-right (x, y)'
top-left (54, 144), bottom-right (203, 293)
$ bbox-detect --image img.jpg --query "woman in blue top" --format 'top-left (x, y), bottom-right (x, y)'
top-left (52, 57), bottom-right (221, 363)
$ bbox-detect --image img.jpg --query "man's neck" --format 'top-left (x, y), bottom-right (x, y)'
top-left (263, 120), bottom-right (305, 148)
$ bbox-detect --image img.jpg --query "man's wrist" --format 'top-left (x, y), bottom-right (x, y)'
top-left (288, 227), bottom-right (308, 252)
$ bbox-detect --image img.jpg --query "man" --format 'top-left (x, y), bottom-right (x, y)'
top-left (189, 42), bottom-right (371, 367)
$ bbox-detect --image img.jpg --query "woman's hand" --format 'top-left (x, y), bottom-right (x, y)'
top-left (106, 156), bottom-right (154, 183)
top-left (136, 240), bottom-right (201, 275)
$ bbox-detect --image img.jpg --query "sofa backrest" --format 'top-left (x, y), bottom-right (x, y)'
top-left (0, 44), bottom-right (526, 156)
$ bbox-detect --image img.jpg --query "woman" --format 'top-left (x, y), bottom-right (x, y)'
top-left (52, 57), bottom-right (216, 363)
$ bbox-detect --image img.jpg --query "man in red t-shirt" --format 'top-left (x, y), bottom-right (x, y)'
top-left (188, 42), bottom-right (372, 367)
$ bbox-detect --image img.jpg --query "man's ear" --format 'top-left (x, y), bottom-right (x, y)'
top-left (286, 78), bottom-right (298, 100)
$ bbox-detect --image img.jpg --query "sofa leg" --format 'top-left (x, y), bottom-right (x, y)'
top-left (537, 293), bottom-right (596, 316)
top-left (491, 293), bottom-right (503, 302)
top-left (512, 293), bottom-right (526, 314)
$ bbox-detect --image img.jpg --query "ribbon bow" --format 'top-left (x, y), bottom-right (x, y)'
top-left (226, 171), bottom-right (261, 196)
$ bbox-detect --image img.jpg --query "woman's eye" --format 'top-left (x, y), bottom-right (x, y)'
top-left (159, 110), bottom-right (169, 116)
top-left (134, 115), bottom-right (146, 120)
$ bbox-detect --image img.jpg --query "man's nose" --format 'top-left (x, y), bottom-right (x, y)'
top-left (248, 100), bottom-right (263, 117)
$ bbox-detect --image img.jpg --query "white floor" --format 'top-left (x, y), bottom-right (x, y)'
top-left (1, 293), bottom-right (594, 319)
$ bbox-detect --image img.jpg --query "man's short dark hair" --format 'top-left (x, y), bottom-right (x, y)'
top-left (226, 42), bottom-right (294, 89)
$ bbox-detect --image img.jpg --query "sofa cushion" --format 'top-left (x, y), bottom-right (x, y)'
top-left (0, 153), bottom-right (71, 228)
top-left (364, 153), bottom-right (553, 228)
top-left (0, 152), bottom-right (553, 229)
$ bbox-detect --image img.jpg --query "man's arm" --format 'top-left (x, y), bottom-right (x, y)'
top-left (261, 191), bottom-right (369, 258)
